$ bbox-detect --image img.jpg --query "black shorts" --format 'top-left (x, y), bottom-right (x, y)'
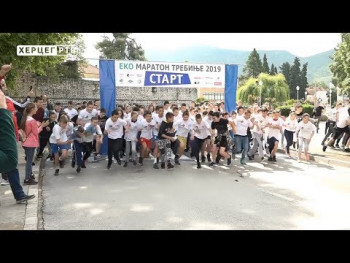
top-left (268, 137), bottom-right (279, 146)
top-left (214, 136), bottom-right (228, 148)
top-left (333, 125), bottom-right (350, 140)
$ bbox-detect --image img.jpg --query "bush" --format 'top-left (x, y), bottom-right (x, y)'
top-left (277, 104), bottom-right (314, 117)
top-left (278, 106), bottom-right (291, 117)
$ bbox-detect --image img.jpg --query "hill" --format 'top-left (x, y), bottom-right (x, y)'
top-left (145, 47), bottom-right (334, 84)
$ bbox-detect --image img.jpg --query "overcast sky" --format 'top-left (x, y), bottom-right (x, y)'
top-left (82, 33), bottom-right (341, 61)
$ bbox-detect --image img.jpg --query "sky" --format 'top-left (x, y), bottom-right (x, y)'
top-left (82, 33), bottom-right (341, 62)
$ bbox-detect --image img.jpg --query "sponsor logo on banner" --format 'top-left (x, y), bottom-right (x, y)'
top-left (128, 80), bottom-right (133, 83)
top-left (119, 79), bottom-right (123, 83)
top-left (138, 79), bottom-right (142, 84)
top-left (194, 76), bottom-right (201, 79)
top-left (137, 74), bottom-right (142, 77)
top-left (144, 71), bottom-right (191, 86)
top-left (214, 82), bottom-right (222, 86)
top-left (127, 73), bottom-right (134, 77)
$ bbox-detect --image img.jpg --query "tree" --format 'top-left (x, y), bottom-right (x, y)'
top-left (279, 62), bottom-right (291, 87)
top-left (243, 48), bottom-right (262, 78)
top-left (274, 66), bottom-right (278, 74)
top-left (270, 64), bottom-right (275, 75)
top-left (289, 57), bottom-right (301, 99)
top-left (330, 33), bottom-right (350, 94)
top-left (0, 33), bottom-right (85, 88)
top-left (262, 54), bottom-right (270, 74)
top-left (96, 33), bottom-right (146, 61)
top-left (237, 73), bottom-right (290, 105)
top-left (300, 63), bottom-right (308, 93)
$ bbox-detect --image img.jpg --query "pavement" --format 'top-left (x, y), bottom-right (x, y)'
top-left (41, 149), bottom-right (350, 230)
top-left (0, 145), bottom-right (40, 230)
top-left (1, 120), bottom-right (349, 230)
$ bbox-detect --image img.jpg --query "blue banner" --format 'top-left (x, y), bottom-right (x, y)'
top-left (144, 71), bottom-right (191, 86)
top-left (99, 60), bottom-right (116, 155)
top-left (225, 65), bottom-right (238, 114)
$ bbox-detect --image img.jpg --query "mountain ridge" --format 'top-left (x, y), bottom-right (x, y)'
top-left (144, 46), bottom-right (334, 84)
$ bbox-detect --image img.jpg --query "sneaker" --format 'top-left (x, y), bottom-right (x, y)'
top-left (268, 157), bottom-right (273, 162)
top-left (59, 160), bottom-right (64, 168)
top-left (153, 163), bottom-right (159, 169)
top-left (297, 158), bottom-right (301, 163)
top-left (161, 162), bottom-right (165, 169)
top-left (240, 159), bottom-right (247, 165)
top-left (139, 157), bottom-right (143, 165)
top-left (207, 153), bottom-right (211, 162)
top-left (123, 162), bottom-right (128, 167)
top-left (248, 155), bottom-right (254, 161)
top-left (16, 194), bottom-right (35, 204)
top-left (116, 159), bottom-right (121, 165)
top-left (345, 148), bottom-right (350, 152)
top-left (201, 155), bottom-right (206, 163)
top-left (1, 179), bottom-right (9, 186)
top-left (322, 146), bottom-right (327, 152)
top-left (30, 174), bottom-right (35, 180)
top-left (107, 164), bottom-right (111, 170)
top-left (335, 144), bottom-right (340, 148)
top-left (71, 159), bottom-right (75, 168)
top-left (81, 162), bottom-right (86, 168)
top-left (292, 142), bottom-right (296, 149)
top-left (133, 160), bottom-right (137, 166)
top-left (175, 155), bottom-right (180, 165)
top-left (54, 169), bottom-right (59, 176)
top-left (227, 156), bottom-right (232, 165)
top-left (24, 179), bottom-right (38, 185)
top-left (167, 162), bottom-right (174, 169)
top-left (209, 162), bottom-right (215, 167)
top-left (215, 155), bottom-right (221, 164)
top-left (197, 162), bottom-right (201, 169)
top-left (36, 153), bottom-right (43, 159)
top-left (76, 166), bottom-right (81, 173)
top-left (273, 156), bottom-right (277, 162)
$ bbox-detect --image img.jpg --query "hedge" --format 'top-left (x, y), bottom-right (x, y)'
top-left (277, 104), bottom-right (314, 117)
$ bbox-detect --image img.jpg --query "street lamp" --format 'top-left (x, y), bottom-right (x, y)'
top-left (296, 86), bottom-right (300, 103)
top-left (259, 80), bottom-right (263, 106)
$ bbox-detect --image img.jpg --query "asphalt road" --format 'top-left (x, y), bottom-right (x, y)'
top-left (41, 149), bottom-right (350, 230)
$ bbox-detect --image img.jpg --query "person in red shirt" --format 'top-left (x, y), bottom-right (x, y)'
top-left (32, 96), bottom-right (44, 122)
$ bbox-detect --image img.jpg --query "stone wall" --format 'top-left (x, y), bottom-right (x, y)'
top-left (8, 73), bottom-right (197, 107)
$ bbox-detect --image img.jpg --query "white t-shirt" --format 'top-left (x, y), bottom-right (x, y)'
top-left (137, 114), bottom-right (144, 122)
top-left (203, 116), bottom-right (213, 137)
top-left (173, 114), bottom-right (182, 123)
top-left (164, 108), bottom-right (173, 115)
top-left (125, 119), bottom-right (139, 141)
top-left (296, 121), bottom-right (316, 140)
top-left (252, 115), bottom-right (269, 134)
top-left (124, 112), bottom-right (131, 120)
top-left (49, 124), bottom-right (68, 144)
top-left (78, 109), bottom-right (98, 126)
top-left (105, 118), bottom-right (127, 140)
top-left (326, 107), bottom-right (337, 122)
top-left (189, 114), bottom-right (196, 123)
top-left (193, 120), bottom-right (211, 139)
top-left (83, 123), bottom-right (102, 142)
top-left (152, 114), bottom-right (165, 136)
top-left (66, 122), bottom-right (74, 138)
top-left (235, 116), bottom-right (253, 136)
top-left (64, 108), bottom-right (78, 119)
top-left (283, 117), bottom-right (298, 132)
top-left (174, 119), bottom-right (195, 137)
top-left (140, 119), bottom-right (156, 139)
top-left (268, 119), bottom-right (284, 139)
top-left (337, 106), bottom-right (350, 128)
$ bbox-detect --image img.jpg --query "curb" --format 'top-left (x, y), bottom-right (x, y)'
top-left (276, 148), bottom-right (349, 167)
top-left (23, 164), bottom-right (39, 230)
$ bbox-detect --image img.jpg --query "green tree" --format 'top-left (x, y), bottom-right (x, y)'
top-left (243, 48), bottom-right (262, 78)
top-left (274, 66), bottom-right (278, 74)
top-left (279, 62), bottom-right (291, 87)
top-left (330, 33), bottom-right (350, 94)
top-left (0, 33), bottom-right (85, 88)
top-left (300, 63), bottom-right (308, 94)
top-left (262, 54), bottom-right (270, 74)
top-left (96, 33), bottom-right (146, 61)
top-left (237, 73), bottom-right (290, 105)
top-left (270, 64), bottom-right (275, 75)
top-left (289, 57), bottom-right (301, 99)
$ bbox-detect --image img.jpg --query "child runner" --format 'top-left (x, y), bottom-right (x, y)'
top-left (296, 113), bottom-right (316, 162)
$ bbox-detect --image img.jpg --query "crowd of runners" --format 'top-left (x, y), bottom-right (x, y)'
top-left (1, 63), bottom-right (350, 193)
